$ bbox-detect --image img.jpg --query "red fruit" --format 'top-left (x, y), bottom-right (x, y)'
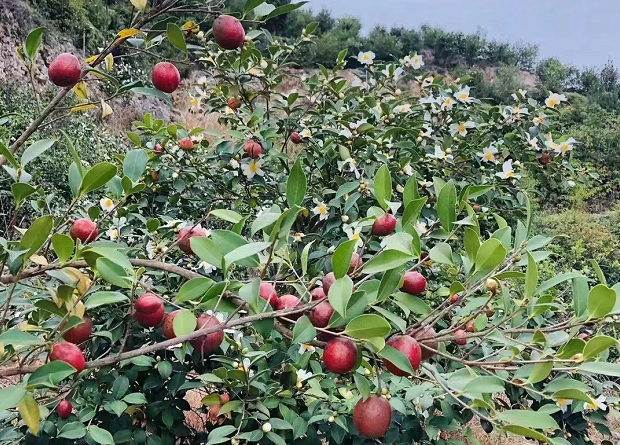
top-left (309, 301), bottom-right (334, 328)
top-left (411, 326), bottom-right (439, 360)
top-left (322, 272), bottom-right (336, 295)
top-left (243, 140), bottom-right (262, 158)
top-left (539, 153), bottom-right (551, 165)
top-left (465, 319), bottom-right (475, 333)
top-left (420, 251), bottom-right (430, 262)
top-left (353, 396), bottom-right (392, 439)
top-left (56, 400), bottom-right (73, 418)
top-left (135, 304), bottom-right (164, 328)
top-left (62, 316), bottom-right (93, 344)
top-left (219, 393), bottom-right (230, 405)
top-left (348, 252), bottom-right (363, 274)
top-left (449, 294), bottom-right (459, 304)
top-left (178, 226), bottom-right (209, 255)
top-left (401, 271), bottom-right (426, 295)
top-left (259, 282), bottom-right (278, 307)
top-left (290, 132), bottom-right (302, 144)
top-left (162, 310), bottom-right (180, 340)
top-left (48, 53), bottom-right (81, 87)
top-left (50, 342), bottom-right (85, 372)
top-left (227, 97), bottom-right (242, 110)
top-left (134, 293), bottom-right (164, 328)
top-left (69, 218), bottom-right (98, 244)
top-left (154, 143), bottom-right (163, 154)
top-left (473, 204), bottom-right (481, 212)
top-left (275, 294), bottom-right (302, 320)
top-left (310, 287), bottom-right (326, 301)
top-left (383, 335), bottom-right (421, 376)
top-left (323, 338), bottom-right (358, 374)
top-left (208, 405), bottom-right (221, 423)
top-left (371, 213), bottom-right (397, 236)
top-left (152, 62), bottom-right (181, 93)
top-left (151, 171), bottom-right (159, 181)
top-left (179, 137), bottom-right (194, 151)
top-left (455, 329), bottom-right (467, 346)
top-left (213, 15), bottom-right (245, 50)
top-left (190, 314), bottom-right (224, 353)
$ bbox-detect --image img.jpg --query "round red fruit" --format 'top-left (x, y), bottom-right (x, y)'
top-left (539, 153), bottom-right (551, 165)
top-left (455, 329), bottom-right (467, 346)
top-left (56, 400), bottom-right (73, 418)
top-left (290, 132), bottom-right (302, 144)
top-left (465, 319), bottom-right (475, 333)
top-left (323, 338), bottom-right (358, 374)
top-left (401, 271), bottom-right (426, 295)
top-left (310, 287), bottom-right (326, 301)
top-left (178, 226), bottom-right (209, 255)
top-left (411, 326), bottom-right (439, 360)
top-left (322, 272), bottom-right (336, 295)
top-left (219, 392), bottom-right (230, 405)
top-left (353, 395), bottom-right (392, 439)
top-left (213, 15), bottom-right (245, 50)
top-left (69, 218), bottom-right (98, 244)
top-left (259, 282), bottom-right (278, 307)
top-left (154, 143), bottom-right (163, 154)
top-left (309, 301), bottom-right (334, 328)
top-left (227, 97), bottom-right (242, 110)
top-left (62, 316), bottom-right (93, 344)
top-left (243, 140), bottom-right (262, 158)
top-left (275, 294), bottom-right (302, 320)
top-left (190, 314), bottom-right (224, 353)
top-left (179, 137), bottom-right (194, 150)
top-left (48, 53), bottom-right (81, 87)
top-left (162, 310), bottom-right (180, 340)
top-left (371, 213), bottom-right (397, 236)
top-left (348, 252), bottom-right (363, 274)
top-left (383, 335), bottom-right (421, 376)
top-left (134, 293), bottom-right (164, 328)
top-left (50, 342), bottom-right (85, 372)
top-left (152, 62), bottom-right (181, 93)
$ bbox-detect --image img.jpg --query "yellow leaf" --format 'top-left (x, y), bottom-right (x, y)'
top-left (101, 99), bottom-right (113, 119)
top-left (117, 28), bottom-right (141, 39)
top-left (130, 0), bottom-right (148, 11)
top-left (182, 21), bottom-right (200, 35)
top-left (18, 394), bottom-right (40, 435)
top-left (19, 322), bottom-right (45, 332)
top-left (71, 104), bottom-right (96, 113)
top-left (85, 54), bottom-right (98, 64)
top-left (66, 300), bottom-right (85, 318)
top-left (16, 46), bottom-right (25, 63)
top-left (30, 254), bottom-right (48, 266)
top-left (104, 53), bottom-right (114, 72)
top-left (0, 342), bottom-right (5, 356)
top-left (73, 82), bottom-right (88, 101)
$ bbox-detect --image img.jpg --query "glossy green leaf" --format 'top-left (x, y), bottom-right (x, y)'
top-left (524, 252), bottom-right (538, 299)
top-left (474, 238), bottom-right (506, 275)
top-left (21, 139), bottom-right (55, 166)
top-left (167, 23), bottom-right (186, 52)
top-left (344, 314), bottom-right (391, 339)
top-left (373, 165), bottom-right (391, 210)
top-left (292, 315), bottom-right (317, 343)
top-left (286, 160), bottom-right (306, 207)
top-left (173, 310), bottom-right (197, 336)
top-left (437, 181), bottom-right (456, 232)
top-left (18, 215), bottom-right (52, 259)
top-left (332, 239), bottom-right (357, 279)
top-left (176, 277), bottom-right (215, 302)
top-left (123, 149), bottom-right (148, 182)
top-left (52, 233), bottom-right (74, 263)
top-left (328, 276), bottom-right (354, 317)
top-left (587, 284), bottom-right (616, 318)
top-left (80, 162), bottom-right (117, 195)
top-left (583, 335), bottom-right (618, 359)
top-left (497, 409), bottom-right (558, 430)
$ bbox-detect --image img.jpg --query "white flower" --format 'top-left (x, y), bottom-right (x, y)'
top-left (224, 106), bottom-right (235, 115)
top-left (556, 398), bottom-right (572, 413)
top-left (394, 104), bottom-right (412, 114)
top-left (449, 121), bottom-right (476, 137)
top-left (172, 171), bottom-right (180, 179)
top-left (402, 163), bottom-right (413, 176)
top-left (229, 158), bottom-right (239, 176)
top-left (344, 225), bottom-right (364, 248)
top-left (455, 86), bottom-right (473, 103)
top-left (421, 76), bottom-right (434, 88)
top-left (349, 119), bottom-right (367, 130)
top-left (146, 240), bottom-right (168, 259)
top-left (496, 159), bottom-right (520, 180)
top-left (545, 92), bottom-right (567, 108)
top-left (415, 221), bottom-right (430, 234)
top-left (106, 227), bottom-right (119, 240)
top-left (554, 137), bottom-right (576, 156)
top-left (477, 145), bottom-right (498, 163)
top-left (339, 158), bottom-right (361, 179)
top-left (339, 128), bottom-right (353, 139)
top-left (357, 51), bottom-right (376, 65)
top-left (300, 128), bottom-right (312, 139)
top-left (260, 59), bottom-right (268, 69)
top-left (197, 261), bottom-right (215, 274)
top-left (427, 145), bottom-right (453, 161)
top-left (396, 184), bottom-right (404, 193)
top-left (402, 53), bottom-right (424, 69)
top-left (100, 197), bottom-right (115, 212)
top-left (190, 95), bottom-right (201, 112)
top-left (241, 159), bottom-right (264, 179)
top-left (312, 201), bottom-right (329, 221)
top-left (206, 310), bottom-right (226, 323)
top-left (262, 422), bottom-right (272, 433)
top-left (586, 395), bottom-right (606, 411)
top-left (224, 327), bottom-right (243, 343)
top-left (567, 180), bottom-right (576, 187)
top-left (294, 232), bottom-right (305, 242)
top-left (298, 344), bottom-right (316, 356)
top-left (441, 96), bottom-right (455, 111)
top-left (511, 89), bottom-right (528, 101)
top-left (533, 113), bottom-right (546, 127)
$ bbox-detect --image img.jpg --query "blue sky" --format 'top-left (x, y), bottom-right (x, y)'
top-left (304, 0), bottom-right (620, 68)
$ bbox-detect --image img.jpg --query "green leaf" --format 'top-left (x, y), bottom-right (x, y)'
top-left (251, 209), bottom-right (281, 236)
top-left (583, 335), bottom-right (618, 359)
top-left (528, 361), bottom-right (553, 384)
top-left (579, 361), bottom-right (620, 378)
top-left (590, 259), bottom-right (607, 286)
top-left (371, 305), bottom-right (406, 333)
top-left (210, 209), bottom-right (243, 224)
top-left (19, 215), bottom-right (52, 259)
top-left (344, 314), bottom-right (391, 339)
top-left (191, 237), bottom-right (223, 269)
top-left (474, 238), bottom-right (506, 275)
top-left (362, 250), bottom-right (413, 275)
top-left (429, 242), bottom-right (453, 265)
top-left (96, 258), bottom-right (131, 288)
top-left (572, 277), bottom-right (589, 317)
top-left (24, 27), bottom-right (46, 61)
top-left (244, 0), bottom-right (267, 16)
top-left (0, 141), bottom-right (18, 169)
top-left (437, 181), bottom-right (457, 232)
top-left (58, 422), bottom-right (87, 439)
top-left (176, 277), bottom-right (215, 302)
top-left (0, 385), bottom-right (26, 411)
top-left (88, 425), bottom-right (115, 444)
top-left (292, 315), bottom-right (317, 343)
top-left (85, 291), bottom-right (128, 309)
top-left (238, 279), bottom-right (259, 307)
top-left (18, 394), bottom-right (40, 435)
top-left (524, 252), bottom-right (538, 299)
top-left (587, 284), bottom-right (616, 318)
top-left (224, 241), bottom-right (271, 268)
top-left (353, 373), bottom-right (371, 399)
top-left (401, 198), bottom-right (427, 228)
top-left (52, 234), bottom-right (74, 263)
top-left (497, 409), bottom-right (559, 430)
top-left (373, 165), bottom-right (391, 210)
top-left (403, 175), bottom-right (419, 207)
top-left (28, 361), bottom-right (76, 388)
top-left (551, 389), bottom-right (592, 403)
top-left (208, 425), bottom-right (237, 445)
top-left (263, 2), bottom-right (309, 20)
top-left (328, 276), bottom-right (353, 317)
top-left (535, 272), bottom-right (584, 296)
top-left (80, 162), bottom-right (117, 195)
top-left (123, 392), bottom-right (148, 405)
top-left (301, 240), bottom-right (314, 277)
top-left (332, 239), bottom-right (357, 279)
top-left (12, 183), bottom-right (37, 207)
top-left (132, 87), bottom-right (173, 105)
top-left (393, 293), bottom-right (431, 315)
top-left (123, 149), bottom-right (148, 182)
top-left (0, 330), bottom-right (43, 347)
top-left (464, 228), bottom-right (480, 262)
top-left (286, 160), bottom-right (306, 207)
top-left (502, 425), bottom-right (550, 442)
top-left (21, 139), bottom-right (55, 166)
top-left (378, 345), bottom-right (415, 375)
top-left (463, 376), bottom-right (505, 393)
top-left (166, 23), bottom-right (186, 52)
top-left (173, 309), bottom-right (197, 337)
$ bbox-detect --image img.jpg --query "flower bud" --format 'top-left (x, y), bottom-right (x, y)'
top-left (262, 423), bottom-right (272, 433)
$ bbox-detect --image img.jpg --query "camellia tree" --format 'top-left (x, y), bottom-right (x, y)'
top-left (0, 1), bottom-right (619, 445)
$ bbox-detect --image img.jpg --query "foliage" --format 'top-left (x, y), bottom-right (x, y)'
top-left (0, 2), bottom-right (619, 445)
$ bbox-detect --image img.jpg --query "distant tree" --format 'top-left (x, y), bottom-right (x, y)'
top-left (364, 26), bottom-right (404, 61)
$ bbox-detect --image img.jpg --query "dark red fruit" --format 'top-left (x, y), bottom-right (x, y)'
top-left (411, 326), bottom-right (439, 360)
top-left (178, 226), bottom-right (208, 255)
top-left (348, 252), bottom-right (363, 274)
top-left (465, 319), bottom-right (475, 333)
top-left (243, 140), bottom-right (262, 158)
top-left (401, 271), bottom-right (426, 295)
top-left (383, 335), bottom-right (421, 376)
top-left (227, 97), bottom-right (242, 110)
top-left (56, 400), bottom-right (73, 418)
top-left (322, 272), bottom-right (336, 295)
top-left (219, 392), bottom-right (230, 405)
top-left (455, 329), bottom-right (467, 346)
top-left (134, 293), bottom-right (164, 328)
top-left (151, 171), bottom-right (159, 181)
top-left (275, 294), bottom-right (302, 320)
top-left (50, 342), bottom-right (85, 372)
top-left (309, 301), bottom-right (334, 328)
top-left (190, 314), bottom-right (224, 353)
top-left (69, 218), bottom-right (98, 244)
top-left (371, 213), bottom-right (397, 236)
top-left (48, 53), bottom-right (81, 87)
top-left (152, 62), bottom-right (181, 93)
top-left (310, 287), bottom-right (326, 301)
top-left (353, 396), bottom-right (392, 439)
top-left (259, 282), bottom-right (278, 307)
top-left (213, 15), bottom-right (245, 50)
top-left (290, 132), bottom-right (302, 144)
top-left (539, 153), bottom-right (551, 165)
top-left (162, 310), bottom-right (180, 340)
top-left (449, 294), bottom-right (459, 304)
top-left (323, 338), bottom-right (358, 374)
top-left (62, 316), bottom-right (93, 344)
top-left (154, 143), bottom-right (163, 154)
top-left (179, 137), bottom-right (194, 150)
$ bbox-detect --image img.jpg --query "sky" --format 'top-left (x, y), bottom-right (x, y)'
top-left (304, 0), bottom-right (620, 69)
